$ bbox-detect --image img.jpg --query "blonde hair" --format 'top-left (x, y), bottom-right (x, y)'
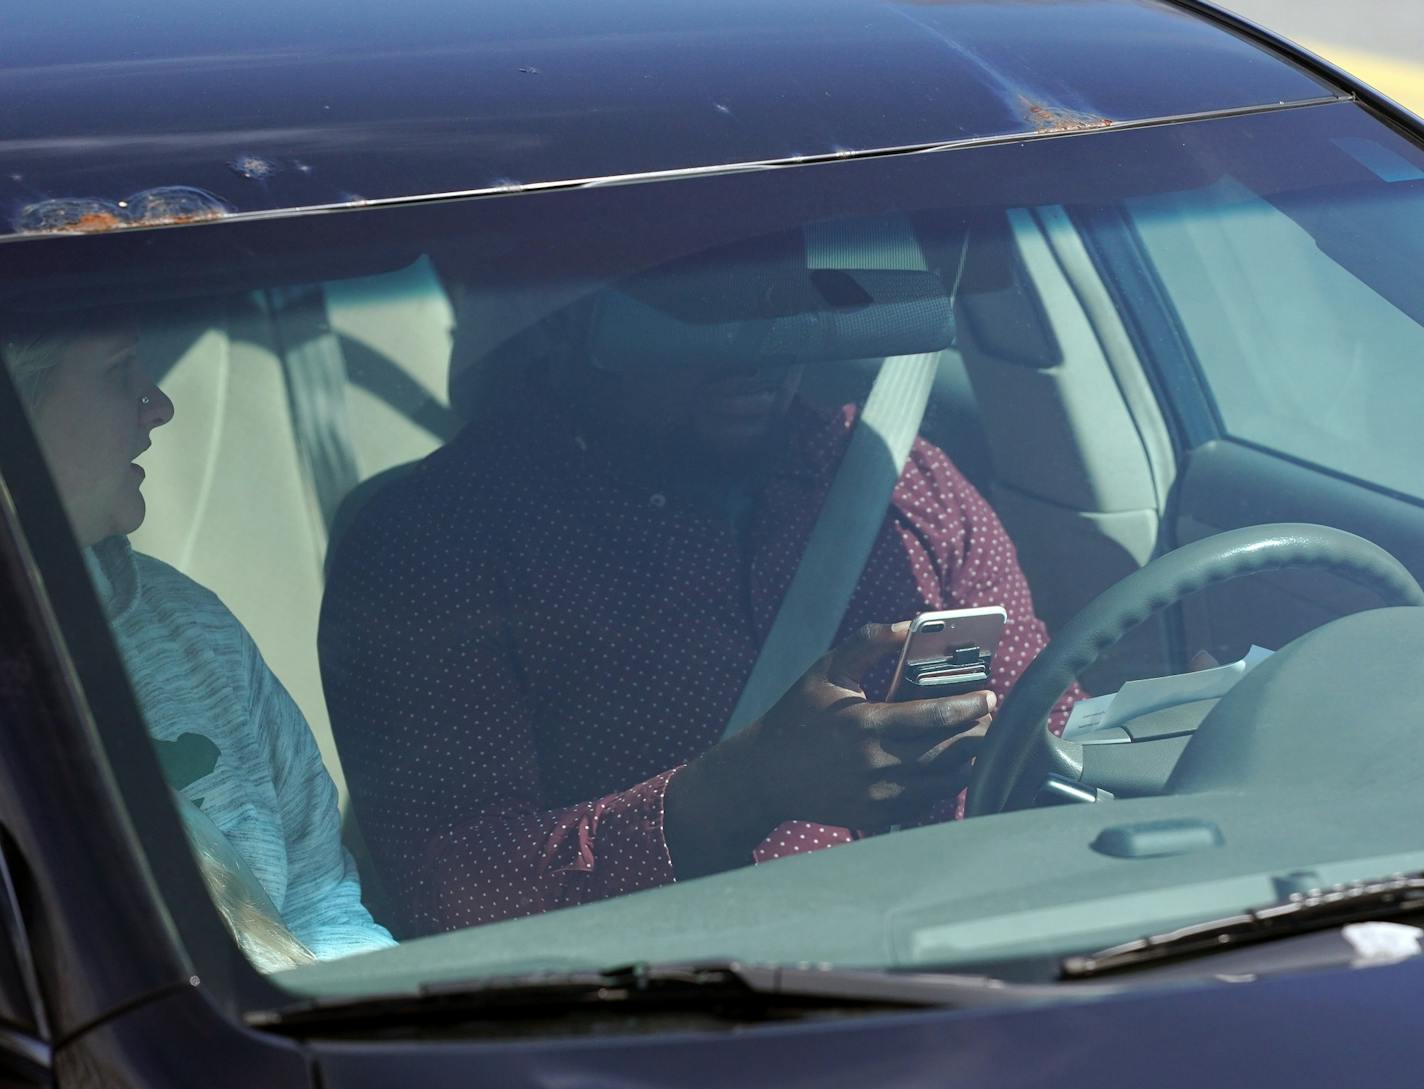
top-left (2, 326), bottom-right (80, 409)
top-left (193, 840), bottom-right (318, 974)
top-left (2, 309), bottom-right (134, 409)
top-left (174, 794), bottom-right (317, 974)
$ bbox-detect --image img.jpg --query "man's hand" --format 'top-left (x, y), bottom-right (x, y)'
top-left (742, 621), bottom-right (994, 829)
top-left (665, 622), bottom-right (994, 879)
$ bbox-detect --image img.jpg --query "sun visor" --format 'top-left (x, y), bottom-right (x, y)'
top-left (588, 265), bottom-right (955, 373)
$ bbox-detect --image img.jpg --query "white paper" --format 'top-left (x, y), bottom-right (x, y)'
top-left (1342, 921), bottom-right (1424, 963)
top-left (1062, 646), bottom-right (1273, 741)
top-left (1062, 692), bottom-right (1116, 739)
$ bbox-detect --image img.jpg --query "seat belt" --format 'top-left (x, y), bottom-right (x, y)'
top-left (721, 220), bottom-right (943, 738)
top-left (266, 285), bottom-right (362, 539)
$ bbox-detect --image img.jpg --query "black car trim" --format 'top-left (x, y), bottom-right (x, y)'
top-left (1063, 872), bottom-right (1424, 978)
top-left (0, 1025), bottom-right (49, 1076)
top-left (1165, 0), bottom-right (1424, 135)
top-left (0, 840), bottom-right (50, 1043)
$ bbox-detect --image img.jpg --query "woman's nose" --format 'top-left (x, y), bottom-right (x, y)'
top-left (139, 382), bottom-right (175, 428)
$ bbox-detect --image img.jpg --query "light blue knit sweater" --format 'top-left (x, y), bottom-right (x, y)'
top-left (88, 537), bottom-right (395, 961)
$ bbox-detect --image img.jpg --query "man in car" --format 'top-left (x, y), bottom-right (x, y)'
top-left (319, 248), bottom-right (1080, 938)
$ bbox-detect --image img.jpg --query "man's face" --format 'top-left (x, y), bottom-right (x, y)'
top-left (30, 327), bottom-right (175, 546)
top-left (599, 363), bottom-right (805, 467)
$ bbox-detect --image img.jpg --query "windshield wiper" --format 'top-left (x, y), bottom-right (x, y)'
top-left (1063, 872), bottom-right (1424, 979)
top-left (250, 959), bottom-right (1097, 1034)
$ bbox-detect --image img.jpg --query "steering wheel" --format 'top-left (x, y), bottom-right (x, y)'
top-left (963, 523), bottom-right (1424, 817)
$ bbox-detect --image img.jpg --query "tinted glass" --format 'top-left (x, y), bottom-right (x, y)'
top-left (3, 101), bottom-right (1423, 997)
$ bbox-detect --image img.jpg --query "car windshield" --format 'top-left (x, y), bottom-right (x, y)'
top-left (4, 98), bottom-right (1424, 1001)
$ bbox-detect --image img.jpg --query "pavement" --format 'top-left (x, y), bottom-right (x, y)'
top-left (1221, 0), bottom-right (1424, 113)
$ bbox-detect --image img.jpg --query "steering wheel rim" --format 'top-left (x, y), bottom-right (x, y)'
top-left (963, 523), bottom-right (1424, 817)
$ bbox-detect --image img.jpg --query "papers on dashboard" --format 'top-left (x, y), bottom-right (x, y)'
top-left (1062, 645), bottom-right (1274, 741)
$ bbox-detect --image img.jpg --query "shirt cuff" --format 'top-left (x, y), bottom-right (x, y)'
top-left (577, 765), bottom-right (683, 895)
top-left (752, 820), bottom-right (856, 864)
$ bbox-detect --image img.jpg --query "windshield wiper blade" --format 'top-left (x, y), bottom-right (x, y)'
top-left (1063, 872), bottom-right (1424, 979)
top-left (250, 959), bottom-right (1088, 1033)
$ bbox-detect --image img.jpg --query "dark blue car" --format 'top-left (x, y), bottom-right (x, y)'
top-left (3, 0), bottom-right (1424, 1084)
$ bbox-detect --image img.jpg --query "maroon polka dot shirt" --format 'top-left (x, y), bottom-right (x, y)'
top-left (320, 395), bottom-right (1078, 937)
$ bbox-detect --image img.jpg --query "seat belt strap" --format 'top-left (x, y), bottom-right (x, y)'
top-left (721, 350), bottom-right (939, 738)
top-left (267, 285), bottom-right (362, 537)
top-left (722, 217), bottom-right (944, 738)
top-left (716, 216), bottom-right (947, 739)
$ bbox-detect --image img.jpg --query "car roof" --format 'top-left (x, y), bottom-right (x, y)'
top-left (1, 0), bottom-right (1340, 240)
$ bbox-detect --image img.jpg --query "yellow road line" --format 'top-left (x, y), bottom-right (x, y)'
top-left (1302, 42), bottom-right (1424, 116)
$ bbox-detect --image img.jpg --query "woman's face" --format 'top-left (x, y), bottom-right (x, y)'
top-left (30, 327), bottom-right (174, 546)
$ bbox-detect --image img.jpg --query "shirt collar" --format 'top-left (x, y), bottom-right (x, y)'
top-left (85, 536), bottom-right (140, 621)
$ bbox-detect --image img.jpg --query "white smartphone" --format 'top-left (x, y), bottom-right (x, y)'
top-left (886, 606), bottom-right (1007, 702)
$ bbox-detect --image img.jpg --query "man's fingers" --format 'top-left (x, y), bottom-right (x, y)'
top-left (914, 725), bottom-right (988, 768)
top-left (824, 621), bottom-right (910, 690)
top-left (881, 718), bottom-right (989, 768)
top-left (872, 689), bottom-right (996, 738)
top-left (865, 765), bottom-right (978, 825)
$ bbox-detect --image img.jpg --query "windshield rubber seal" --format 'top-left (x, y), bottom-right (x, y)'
top-left (1161, 0), bottom-right (1424, 135)
top-left (0, 96), bottom-right (1350, 247)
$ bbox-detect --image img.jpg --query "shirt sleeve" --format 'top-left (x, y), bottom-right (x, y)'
top-left (319, 496), bottom-right (680, 936)
top-left (242, 633), bottom-right (397, 960)
top-left (908, 439), bottom-right (1085, 735)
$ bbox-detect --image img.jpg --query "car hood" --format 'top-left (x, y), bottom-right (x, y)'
top-left (0, 0), bottom-right (1335, 239)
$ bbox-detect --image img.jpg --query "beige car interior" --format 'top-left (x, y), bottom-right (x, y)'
top-left (130, 258), bottom-right (456, 806)
top-left (952, 207), bottom-right (1177, 691)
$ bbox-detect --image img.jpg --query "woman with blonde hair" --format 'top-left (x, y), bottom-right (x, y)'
top-left (4, 312), bottom-right (393, 968)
